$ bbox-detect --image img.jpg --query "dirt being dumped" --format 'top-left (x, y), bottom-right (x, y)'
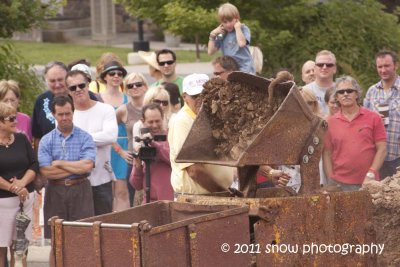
top-left (362, 174), bottom-right (400, 266)
top-left (201, 73), bottom-right (291, 160)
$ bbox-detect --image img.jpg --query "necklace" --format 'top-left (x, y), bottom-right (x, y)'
top-left (0, 135), bottom-right (12, 148)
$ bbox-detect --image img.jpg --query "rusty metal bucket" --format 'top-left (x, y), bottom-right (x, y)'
top-left (178, 191), bottom-right (377, 266)
top-left (176, 72), bottom-right (327, 195)
top-left (50, 201), bottom-right (250, 267)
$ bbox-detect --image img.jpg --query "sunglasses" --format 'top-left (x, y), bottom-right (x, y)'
top-left (315, 63), bottom-right (335, 68)
top-left (126, 82), bottom-right (144, 89)
top-left (336, 89), bottom-right (356, 95)
top-left (108, 71), bottom-right (124, 77)
top-left (158, 60), bottom-right (175, 66)
top-left (153, 99), bottom-right (169, 106)
top-left (3, 115), bottom-right (17, 123)
top-left (68, 83), bottom-right (86, 92)
top-left (213, 71), bottom-right (226, 76)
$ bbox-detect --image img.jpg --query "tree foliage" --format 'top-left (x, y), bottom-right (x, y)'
top-left (0, 42), bottom-right (43, 115)
top-left (0, 0), bottom-right (61, 115)
top-left (118, 0), bottom-right (400, 90)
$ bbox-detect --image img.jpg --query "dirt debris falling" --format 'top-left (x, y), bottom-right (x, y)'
top-left (362, 174), bottom-right (400, 267)
top-left (202, 77), bottom-right (280, 160)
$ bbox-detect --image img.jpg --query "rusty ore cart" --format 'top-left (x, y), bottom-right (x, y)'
top-left (50, 201), bottom-right (250, 267)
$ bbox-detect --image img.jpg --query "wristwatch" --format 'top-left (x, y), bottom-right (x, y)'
top-left (366, 171), bottom-right (375, 179)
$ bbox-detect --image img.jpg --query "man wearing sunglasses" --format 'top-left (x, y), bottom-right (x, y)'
top-left (212, 55), bottom-right (239, 81)
top-left (323, 76), bottom-right (387, 191)
top-left (169, 74), bottom-right (234, 195)
top-left (66, 70), bottom-right (118, 215)
top-left (304, 50), bottom-right (337, 116)
top-left (364, 49), bottom-right (400, 179)
top-left (152, 49), bottom-right (184, 94)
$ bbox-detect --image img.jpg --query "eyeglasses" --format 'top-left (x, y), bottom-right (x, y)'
top-left (126, 82), bottom-right (144, 89)
top-left (315, 63), bottom-right (335, 68)
top-left (158, 60), bottom-right (175, 66)
top-left (213, 71), bottom-right (226, 76)
top-left (108, 71), bottom-right (124, 77)
top-left (336, 89), bottom-right (356, 95)
top-left (153, 99), bottom-right (169, 106)
top-left (68, 83), bottom-right (87, 92)
top-left (3, 115), bottom-right (17, 123)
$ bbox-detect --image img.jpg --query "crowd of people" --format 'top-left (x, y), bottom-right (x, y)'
top-left (0, 2), bottom-right (398, 267)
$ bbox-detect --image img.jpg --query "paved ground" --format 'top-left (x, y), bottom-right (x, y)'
top-left (25, 34), bottom-right (211, 267)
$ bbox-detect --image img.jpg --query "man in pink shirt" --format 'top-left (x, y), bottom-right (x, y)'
top-left (323, 76), bottom-right (387, 191)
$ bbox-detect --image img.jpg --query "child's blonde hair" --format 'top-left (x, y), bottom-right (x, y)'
top-left (217, 3), bottom-right (240, 22)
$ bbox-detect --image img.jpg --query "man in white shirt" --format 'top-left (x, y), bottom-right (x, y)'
top-left (304, 50), bottom-right (337, 116)
top-left (168, 73), bottom-right (234, 195)
top-left (66, 70), bottom-right (118, 215)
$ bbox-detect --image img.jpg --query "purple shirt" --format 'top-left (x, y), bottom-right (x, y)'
top-left (17, 112), bottom-right (32, 142)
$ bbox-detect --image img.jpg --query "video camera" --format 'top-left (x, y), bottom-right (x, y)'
top-left (133, 128), bottom-right (167, 160)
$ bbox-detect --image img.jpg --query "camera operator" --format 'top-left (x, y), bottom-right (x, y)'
top-left (129, 103), bottom-right (173, 203)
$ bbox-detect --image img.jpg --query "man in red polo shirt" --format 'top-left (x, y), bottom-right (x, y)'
top-left (323, 76), bottom-right (387, 191)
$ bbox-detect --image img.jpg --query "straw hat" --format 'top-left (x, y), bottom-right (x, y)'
top-left (138, 51), bottom-right (160, 71)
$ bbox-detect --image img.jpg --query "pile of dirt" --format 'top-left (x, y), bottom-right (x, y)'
top-left (202, 78), bottom-right (272, 160)
top-left (362, 174), bottom-right (400, 266)
top-left (202, 73), bottom-right (292, 160)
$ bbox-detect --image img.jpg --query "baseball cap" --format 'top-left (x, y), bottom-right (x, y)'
top-left (182, 73), bottom-right (209, 96)
top-left (71, 64), bottom-right (92, 82)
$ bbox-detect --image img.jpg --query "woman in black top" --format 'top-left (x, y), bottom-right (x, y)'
top-left (0, 102), bottom-right (39, 267)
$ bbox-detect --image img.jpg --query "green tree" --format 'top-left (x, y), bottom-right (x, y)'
top-left (0, 0), bottom-right (61, 115)
top-left (117, 0), bottom-right (400, 91)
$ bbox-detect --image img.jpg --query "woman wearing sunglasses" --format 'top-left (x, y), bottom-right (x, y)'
top-left (89, 52), bottom-right (124, 93)
top-left (99, 61), bottom-right (131, 211)
top-left (114, 72), bottom-right (149, 207)
top-left (0, 102), bottom-right (39, 267)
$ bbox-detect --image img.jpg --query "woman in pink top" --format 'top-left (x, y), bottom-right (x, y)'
top-left (0, 80), bottom-right (32, 142)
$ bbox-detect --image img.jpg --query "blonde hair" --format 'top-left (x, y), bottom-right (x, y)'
top-left (217, 3), bottom-right (240, 21)
top-left (0, 102), bottom-right (16, 119)
top-left (144, 86), bottom-right (172, 117)
top-left (95, 52), bottom-right (123, 80)
top-left (124, 72), bottom-right (149, 88)
top-left (301, 88), bottom-right (322, 116)
top-left (316, 50), bottom-right (336, 64)
top-left (0, 80), bottom-right (20, 101)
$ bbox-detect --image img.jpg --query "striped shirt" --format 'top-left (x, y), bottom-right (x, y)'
top-left (38, 126), bottom-right (96, 179)
top-left (364, 76), bottom-right (400, 161)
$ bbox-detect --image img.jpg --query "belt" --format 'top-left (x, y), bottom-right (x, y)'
top-left (48, 176), bottom-right (88, 186)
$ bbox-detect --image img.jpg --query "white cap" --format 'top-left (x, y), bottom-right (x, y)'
top-left (71, 64), bottom-right (92, 81)
top-left (182, 73), bottom-right (209, 96)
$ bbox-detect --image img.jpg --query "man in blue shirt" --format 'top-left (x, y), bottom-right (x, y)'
top-left (38, 95), bottom-right (96, 239)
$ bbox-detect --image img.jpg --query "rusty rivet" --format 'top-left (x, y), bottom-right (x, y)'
top-left (313, 136), bottom-right (319, 145)
top-left (308, 145), bottom-right (314, 155)
top-left (303, 155), bottom-right (309, 164)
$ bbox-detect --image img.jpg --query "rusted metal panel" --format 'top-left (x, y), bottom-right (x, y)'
top-left (178, 191), bottom-right (377, 266)
top-left (50, 201), bottom-right (250, 267)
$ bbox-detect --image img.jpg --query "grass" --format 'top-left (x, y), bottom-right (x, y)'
top-left (1, 40), bottom-right (219, 65)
